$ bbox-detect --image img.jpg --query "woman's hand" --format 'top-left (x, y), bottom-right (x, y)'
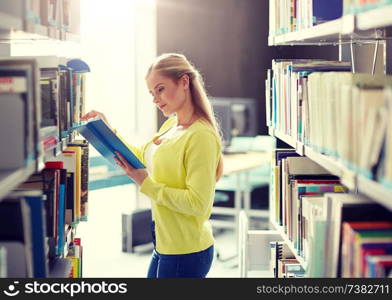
top-left (114, 152), bottom-right (148, 186)
top-left (81, 110), bottom-right (109, 125)
top-left (81, 110), bottom-right (117, 132)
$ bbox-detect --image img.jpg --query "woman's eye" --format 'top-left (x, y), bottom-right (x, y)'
top-left (158, 87), bottom-right (164, 93)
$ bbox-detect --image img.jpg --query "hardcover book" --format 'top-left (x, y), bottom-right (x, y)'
top-left (75, 117), bottom-right (145, 169)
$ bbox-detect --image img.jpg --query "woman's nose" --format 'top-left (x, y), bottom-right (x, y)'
top-left (153, 95), bottom-right (160, 104)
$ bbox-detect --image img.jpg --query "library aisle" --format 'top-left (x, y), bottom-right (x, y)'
top-left (77, 184), bottom-right (241, 278)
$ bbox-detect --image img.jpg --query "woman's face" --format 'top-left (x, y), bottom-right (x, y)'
top-left (146, 70), bottom-right (188, 117)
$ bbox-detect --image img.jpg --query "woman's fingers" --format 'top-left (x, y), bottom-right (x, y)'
top-left (116, 152), bottom-right (134, 170)
top-left (115, 152), bottom-right (127, 166)
top-left (80, 110), bottom-right (96, 121)
top-left (81, 110), bottom-right (106, 121)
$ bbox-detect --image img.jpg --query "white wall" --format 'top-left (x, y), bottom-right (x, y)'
top-left (80, 0), bottom-right (157, 152)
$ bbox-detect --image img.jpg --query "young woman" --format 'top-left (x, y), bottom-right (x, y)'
top-left (81, 53), bottom-right (223, 278)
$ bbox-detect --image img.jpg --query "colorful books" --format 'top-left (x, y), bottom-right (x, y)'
top-left (341, 221), bottom-right (392, 277)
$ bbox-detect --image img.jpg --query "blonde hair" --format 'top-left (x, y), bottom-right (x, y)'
top-left (147, 53), bottom-right (223, 182)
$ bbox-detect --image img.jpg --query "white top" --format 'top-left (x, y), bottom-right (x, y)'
top-left (144, 141), bottom-right (159, 174)
top-left (144, 125), bottom-right (182, 174)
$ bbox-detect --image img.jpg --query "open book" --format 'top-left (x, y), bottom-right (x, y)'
top-left (75, 117), bottom-right (145, 169)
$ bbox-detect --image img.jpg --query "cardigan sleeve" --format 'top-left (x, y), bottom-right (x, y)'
top-left (139, 130), bottom-right (220, 217)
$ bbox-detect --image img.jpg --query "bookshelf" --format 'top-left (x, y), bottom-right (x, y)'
top-left (268, 127), bottom-right (392, 211)
top-left (0, 0), bottom-right (80, 42)
top-left (0, 165), bottom-right (36, 201)
top-left (0, 0), bottom-right (86, 279)
top-left (248, 0), bottom-right (392, 278)
top-left (268, 12), bottom-right (389, 46)
top-left (270, 221), bottom-right (307, 269)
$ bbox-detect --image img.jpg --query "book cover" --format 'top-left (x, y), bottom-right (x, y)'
top-left (50, 151), bottom-right (77, 224)
top-left (69, 140), bottom-right (89, 221)
top-left (65, 146), bottom-right (82, 222)
top-left (18, 191), bottom-right (48, 278)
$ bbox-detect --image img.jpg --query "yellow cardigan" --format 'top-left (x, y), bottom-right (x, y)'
top-left (127, 117), bottom-right (221, 254)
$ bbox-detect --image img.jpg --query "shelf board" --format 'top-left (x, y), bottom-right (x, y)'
top-left (0, 164), bottom-right (36, 201)
top-left (270, 128), bottom-right (296, 148)
top-left (357, 5), bottom-right (392, 31)
top-left (271, 221), bottom-right (307, 269)
top-left (269, 127), bottom-right (392, 210)
top-left (358, 176), bottom-right (392, 211)
top-left (268, 13), bottom-right (386, 46)
top-left (269, 18), bottom-right (348, 46)
top-left (48, 258), bottom-right (72, 278)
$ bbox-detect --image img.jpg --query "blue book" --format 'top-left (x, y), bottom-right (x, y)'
top-left (22, 192), bottom-right (48, 278)
top-left (57, 169), bottom-right (67, 256)
top-left (75, 117), bottom-right (145, 169)
top-left (312, 0), bottom-right (342, 26)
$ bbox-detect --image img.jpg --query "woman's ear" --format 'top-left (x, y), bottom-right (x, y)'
top-left (181, 74), bottom-right (190, 90)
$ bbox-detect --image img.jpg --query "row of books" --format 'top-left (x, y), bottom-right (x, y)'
top-left (269, 0), bottom-right (343, 36)
top-left (344, 0), bottom-right (392, 14)
top-left (266, 59), bottom-right (392, 184)
top-left (0, 57), bottom-right (89, 174)
top-left (1, 0), bottom-right (80, 35)
top-left (0, 192), bottom-right (81, 277)
top-left (40, 57), bottom-right (88, 148)
top-left (0, 140), bottom-right (88, 278)
top-left (270, 149), bottom-right (392, 277)
top-left (270, 149), bottom-right (344, 252)
top-left (342, 221), bottom-right (392, 277)
top-left (67, 237), bottom-right (83, 278)
top-left (270, 241), bottom-right (306, 277)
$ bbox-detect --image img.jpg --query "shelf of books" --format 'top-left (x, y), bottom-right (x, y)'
top-left (267, 126), bottom-right (392, 211)
top-left (270, 220), bottom-right (307, 269)
top-left (269, 0), bottom-right (392, 46)
top-left (269, 18), bottom-right (349, 46)
top-left (266, 0), bottom-right (392, 278)
top-left (0, 0), bottom-right (80, 42)
top-left (0, 1), bottom-right (89, 279)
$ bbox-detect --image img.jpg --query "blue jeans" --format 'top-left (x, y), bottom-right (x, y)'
top-left (147, 222), bottom-right (214, 278)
